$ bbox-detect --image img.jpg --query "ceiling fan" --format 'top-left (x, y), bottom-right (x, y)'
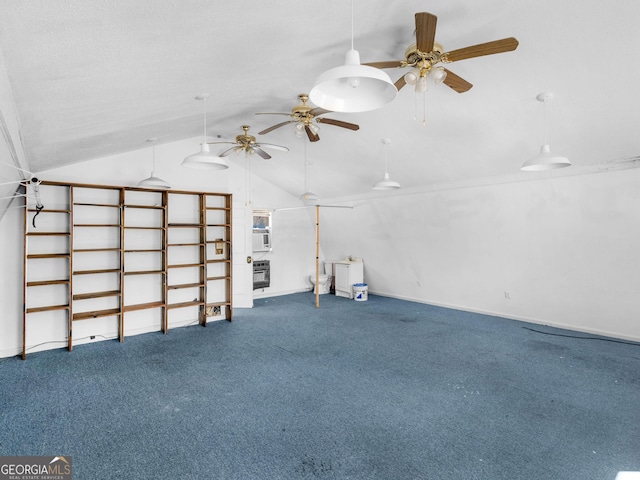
top-left (364, 12), bottom-right (519, 94)
top-left (207, 125), bottom-right (289, 159)
top-left (256, 94), bottom-right (359, 142)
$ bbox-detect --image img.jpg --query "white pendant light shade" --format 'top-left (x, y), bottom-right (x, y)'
top-left (310, 49), bottom-right (397, 113)
top-left (521, 92), bottom-right (571, 171)
top-left (373, 172), bottom-right (401, 190)
top-left (182, 94), bottom-right (229, 170)
top-left (309, 0), bottom-right (396, 113)
top-left (299, 191), bottom-right (319, 205)
top-left (138, 175), bottom-right (171, 189)
top-left (182, 143), bottom-right (228, 170)
top-left (373, 138), bottom-right (401, 190)
top-left (521, 144), bottom-right (571, 171)
top-left (138, 138), bottom-right (171, 189)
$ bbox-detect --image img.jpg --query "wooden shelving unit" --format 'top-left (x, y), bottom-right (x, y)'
top-left (22, 181), bottom-right (232, 359)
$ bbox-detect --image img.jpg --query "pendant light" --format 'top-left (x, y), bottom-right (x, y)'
top-left (138, 138), bottom-right (171, 189)
top-left (521, 92), bottom-right (571, 171)
top-left (182, 94), bottom-right (229, 170)
top-left (298, 139), bottom-right (319, 204)
top-left (372, 138), bottom-right (401, 190)
top-left (309, 0), bottom-right (397, 113)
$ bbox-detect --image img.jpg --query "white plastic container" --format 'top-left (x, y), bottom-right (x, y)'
top-left (353, 283), bottom-right (368, 301)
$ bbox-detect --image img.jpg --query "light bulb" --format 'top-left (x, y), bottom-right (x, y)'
top-left (404, 68), bottom-right (419, 86)
top-left (430, 67), bottom-right (447, 84)
top-left (348, 77), bottom-right (360, 88)
top-left (415, 76), bottom-right (428, 93)
top-left (309, 123), bottom-right (320, 134)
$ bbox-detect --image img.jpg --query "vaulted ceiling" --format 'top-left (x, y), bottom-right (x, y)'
top-left (0, 0), bottom-right (638, 199)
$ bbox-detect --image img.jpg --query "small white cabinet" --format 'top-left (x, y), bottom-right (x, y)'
top-left (334, 261), bottom-right (364, 299)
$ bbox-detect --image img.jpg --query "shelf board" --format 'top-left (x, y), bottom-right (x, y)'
top-left (27, 253), bottom-right (70, 259)
top-left (27, 208), bottom-right (70, 213)
top-left (26, 304), bottom-right (70, 314)
top-left (123, 226), bottom-right (165, 230)
top-left (73, 202), bottom-right (120, 208)
top-left (26, 232), bottom-right (70, 236)
top-left (74, 247), bottom-right (121, 253)
top-left (74, 224), bottom-right (120, 228)
top-left (123, 269), bottom-right (164, 276)
top-left (27, 279), bottom-right (69, 287)
top-left (167, 282), bottom-right (204, 290)
top-left (73, 268), bottom-right (121, 275)
top-left (206, 259), bottom-right (231, 264)
top-left (167, 223), bottom-right (203, 228)
top-left (167, 242), bottom-right (205, 247)
top-left (207, 275), bottom-right (231, 281)
top-left (123, 301), bottom-right (165, 312)
top-left (73, 290), bottom-right (121, 301)
top-left (124, 204), bottom-right (165, 210)
top-left (166, 300), bottom-right (204, 310)
top-left (206, 224), bottom-right (231, 227)
top-left (124, 249), bottom-right (163, 253)
top-left (167, 263), bottom-right (203, 269)
top-left (205, 207), bottom-right (231, 211)
top-left (73, 308), bottom-right (121, 321)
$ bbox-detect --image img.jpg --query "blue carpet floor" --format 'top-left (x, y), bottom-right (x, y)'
top-left (1, 293), bottom-right (639, 479)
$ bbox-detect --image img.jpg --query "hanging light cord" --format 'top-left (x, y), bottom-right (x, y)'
top-left (303, 138), bottom-right (310, 192)
top-left (350, 0), bottom-right (354, 50)
top-left (542, 97), bottom-right (548, 145)
top-left (202, 96), bottom-right (207, 142)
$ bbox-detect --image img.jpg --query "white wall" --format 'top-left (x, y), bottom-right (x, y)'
top-left (318, 165), bottom-right (640, 342)
top-left (0, 140), bottom-right (317, 357)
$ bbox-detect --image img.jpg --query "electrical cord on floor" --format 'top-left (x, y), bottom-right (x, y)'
top-left (522, 326), bottom-right (640, 346)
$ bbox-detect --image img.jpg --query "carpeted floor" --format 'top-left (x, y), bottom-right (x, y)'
top-left (1, 292), bottom-right (638, 479)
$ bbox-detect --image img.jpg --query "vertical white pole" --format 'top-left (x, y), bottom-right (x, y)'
top-left (315, 205), bottom-right (320, 308)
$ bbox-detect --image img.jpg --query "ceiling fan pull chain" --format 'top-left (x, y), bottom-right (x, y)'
top-left (422, 91), bottom-right (427, 126)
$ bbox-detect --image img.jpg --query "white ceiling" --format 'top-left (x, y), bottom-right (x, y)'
top-left (1, 0), bottom-right (639, 199)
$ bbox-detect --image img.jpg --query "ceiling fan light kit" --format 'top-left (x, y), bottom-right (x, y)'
top-left (364, 13), bottom-right (518, 97)
top-left (208, 125), bottom-right (289, 160)
top-left (182, 94), bottom-right (229, 170)
top-left (521, 92), bottom-right (571, 171)
top-left (138, 138), bottom-right (171, 189)
top-left (257, 93), bottom-right (360, 143)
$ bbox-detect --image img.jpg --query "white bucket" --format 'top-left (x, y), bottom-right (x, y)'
top-left (353, 283), bottom-right (368, 301)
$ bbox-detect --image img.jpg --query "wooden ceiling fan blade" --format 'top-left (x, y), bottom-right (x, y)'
top-left (442, 68), bottom-right (473, 93)
top-left (258, 143), bottom-right (289, 152)
top-left (219, 146), bottom-right (240, 157)
top-left (316, 117), bottom-right (360, 131)
top-left (254, 147), bottom-right (272, 160)
top-left (305, 125), bottom-right (320, 143)
top-left (308, 107), bottom-right (332, 117)
top-left (444, 37), bottom-right (519, 63)
top-left (258, 121), bottom-right (294, 135)
top-left (394, 75), bottom-right (407, 91)
top-left (415, 12), bottom-right (437, 53)
top-left (363, 60), bottom-right (404, 69)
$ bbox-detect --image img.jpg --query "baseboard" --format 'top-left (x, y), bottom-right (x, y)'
top-left (369, 289), bottom-right (640, 344)
top-left (251, 287), bottom-right (312, 301)
top-left (0, 317), bottom-right (228, 359)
